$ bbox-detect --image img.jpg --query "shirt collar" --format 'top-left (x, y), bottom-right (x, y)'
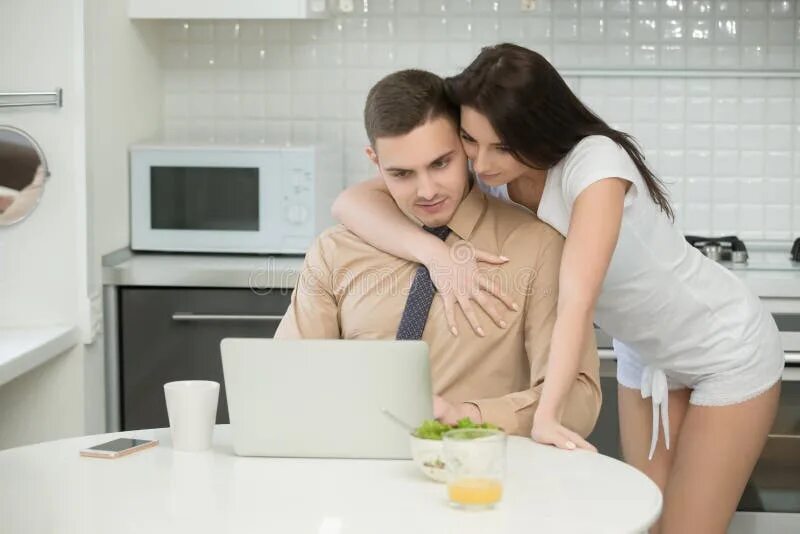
top-left (446, 181), bottom-right (486, 242)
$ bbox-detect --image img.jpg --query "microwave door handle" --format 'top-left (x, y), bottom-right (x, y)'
top-left (171, 312), bottom-right (285, 322)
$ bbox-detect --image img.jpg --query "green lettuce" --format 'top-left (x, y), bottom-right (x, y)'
top-left (413, 418), bottom-right (499, 440)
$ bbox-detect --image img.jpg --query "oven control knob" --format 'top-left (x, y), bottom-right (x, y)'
top-left (287, 205), bottom-right (308, 225)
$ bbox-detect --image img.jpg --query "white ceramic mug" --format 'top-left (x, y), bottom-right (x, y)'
top-left (164, 380), bottom-right (220, 452)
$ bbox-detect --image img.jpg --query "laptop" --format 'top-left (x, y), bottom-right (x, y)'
top-left (220, 338), bottom-right (433, 459)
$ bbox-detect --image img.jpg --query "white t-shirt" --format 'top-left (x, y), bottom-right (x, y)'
top-left (478, 135), bottom-right (769, 373)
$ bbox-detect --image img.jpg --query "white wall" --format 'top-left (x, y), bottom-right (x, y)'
top-left (157, 0), bottom-right (800, 240)
top-left (85, 0), bottom-right (163, 261)
top-left (0, 0), bottom-right (92, 443)
top-left (0, 0), bottom-right (87, 327)
top-left (0, 0), bottom-right (162, 443)
top-left (83, 0), bottom-right (162, 434)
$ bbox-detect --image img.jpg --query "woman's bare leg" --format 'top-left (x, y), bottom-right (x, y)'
top-left (659, 382), bottom-right (780, 534)
top-left (618, 385), bottom-right (691, 534)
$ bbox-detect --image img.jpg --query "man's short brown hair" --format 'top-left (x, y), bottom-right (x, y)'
top-left (364, 69), bottom-right (459, 146)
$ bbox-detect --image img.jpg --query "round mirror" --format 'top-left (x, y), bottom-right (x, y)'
top-left (0, 126), bottom-right (49, 226)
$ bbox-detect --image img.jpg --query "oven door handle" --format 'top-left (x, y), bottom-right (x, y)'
top-left (171, 312), bottom-right (285, 322)
top-left (598, 349), bottom-right (616, 360)
top-left (599, 350), bottom-right (800, 364)
top-left (596, 350), bottom-right (800, 381)
top-left (767, 433), bottom-right (800, 440)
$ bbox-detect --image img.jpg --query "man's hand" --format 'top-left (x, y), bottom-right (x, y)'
top-left (433, 395), bottom-right (482, 425)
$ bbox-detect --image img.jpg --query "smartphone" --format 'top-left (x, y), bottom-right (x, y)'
top-left (79, 438), bottom-right (158, 459)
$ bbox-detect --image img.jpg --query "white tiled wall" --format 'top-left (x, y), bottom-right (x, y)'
top-left (159, 0), bottom-right (800, 240)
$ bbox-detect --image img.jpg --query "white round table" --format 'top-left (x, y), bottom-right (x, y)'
top-left (0, 425), bottom-right (661, 534)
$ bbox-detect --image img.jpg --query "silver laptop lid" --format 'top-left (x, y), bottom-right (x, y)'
top-left (220, 338), bottom-right (432, 459)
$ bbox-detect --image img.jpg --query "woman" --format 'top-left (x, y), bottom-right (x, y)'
top-left (332, 44), bottom-right (784, 533)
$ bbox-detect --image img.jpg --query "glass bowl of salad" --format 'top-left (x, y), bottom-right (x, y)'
top-left (410, 418), bottom-right (499, 483)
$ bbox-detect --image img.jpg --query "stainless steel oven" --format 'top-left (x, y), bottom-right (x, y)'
top-left (588, 303), bottom-right (800, 533)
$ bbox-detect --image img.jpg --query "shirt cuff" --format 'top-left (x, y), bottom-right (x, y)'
top-left (466, 398), bottom-right (526, 437)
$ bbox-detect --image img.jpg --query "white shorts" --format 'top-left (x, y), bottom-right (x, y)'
top-left (615, 325), bottom-right (784, 407)
top-left (614, 314), bottom-right (784, 460)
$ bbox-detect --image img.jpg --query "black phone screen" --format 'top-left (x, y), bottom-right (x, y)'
top-left (87, 438), bottom-right (153, 452)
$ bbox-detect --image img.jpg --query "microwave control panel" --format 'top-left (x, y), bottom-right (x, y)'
top-left (281, 149), bottom-right (315, 235)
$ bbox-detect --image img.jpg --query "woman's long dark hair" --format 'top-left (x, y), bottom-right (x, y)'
top-left (446, 43), bottom-right (674, 219)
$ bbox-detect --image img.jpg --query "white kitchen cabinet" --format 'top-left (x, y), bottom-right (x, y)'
top-left (128, 0), bottom-right (328, 19)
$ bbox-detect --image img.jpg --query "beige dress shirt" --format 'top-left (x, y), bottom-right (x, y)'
top-left (275, 184), bottom-right (601, 437)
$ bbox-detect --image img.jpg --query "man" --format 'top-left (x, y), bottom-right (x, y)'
top-left (275, 69), bottom-right (600, 437)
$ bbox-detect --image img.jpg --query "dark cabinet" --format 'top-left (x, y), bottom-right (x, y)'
top-left (587, 375), bottom-right (622, 459)
top-left (119, 287), bottom-right (292, 430)
top-left (587, 328), bottom-right (622, 460)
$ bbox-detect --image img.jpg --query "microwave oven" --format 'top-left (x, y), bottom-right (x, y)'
top-left (130, 144), bottom-right (338, 254)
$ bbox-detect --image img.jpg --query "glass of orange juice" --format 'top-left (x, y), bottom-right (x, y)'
top-left (442, 428), bottom-right (506, 510)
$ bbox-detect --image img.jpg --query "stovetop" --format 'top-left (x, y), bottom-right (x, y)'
top-left (686, 236), bottom-right (800, 272)
top-left (686, 235), bottom-right (748, 263)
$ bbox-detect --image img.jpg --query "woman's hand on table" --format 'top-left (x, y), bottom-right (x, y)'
top-left (531, 415), bottom-right (597, 452)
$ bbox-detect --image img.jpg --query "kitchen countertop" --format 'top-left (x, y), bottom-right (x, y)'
top-left (0, 326), bottom-right (80, 387)
top-left (730, 269), bottom-right (800, 299)
top-left (102, 247), bottom-right (800, 297)
top-left (102, 248), bottom-right (305, 289)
